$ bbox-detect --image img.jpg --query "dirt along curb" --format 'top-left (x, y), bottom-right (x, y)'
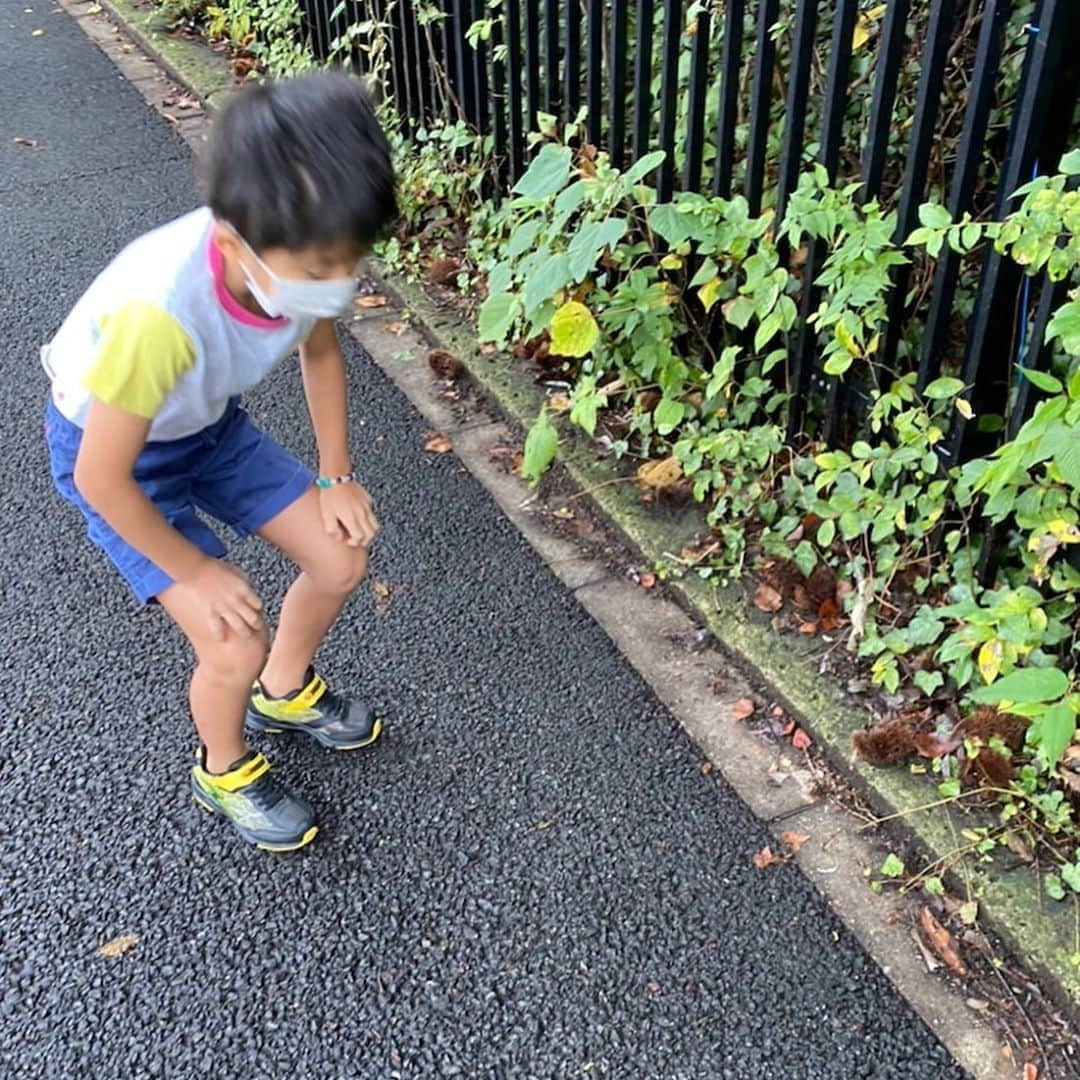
top-left (57, 0), bottom-right (1080, 1070)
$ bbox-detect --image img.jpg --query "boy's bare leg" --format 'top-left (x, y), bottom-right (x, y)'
top-left (158, 582), bottom-right (269, 773)
top-left (255, 487), bottom-right (369, 697)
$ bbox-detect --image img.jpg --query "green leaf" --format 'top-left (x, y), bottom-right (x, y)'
top-left (569, 376), bottom-right (602, 436)
top-left (969, 666), bottom-right (1068, 706)
top-left (623, 149), bottom-right (667, 185)
top-left (939, 778), bottom-right (962, 798)
top-left (653, 396), bottom-right (685, 436)
top-left (506, 218), bottom-right (543, 258)
top-left (793, 540), bottom-right (817, 579)
top-left (567, 218), bottom-right (627, 280)
top-left (1045, 875), bottom-right (1066, 901)
top-left (914, 670), bottom-right (945, 696)
top-left (698, 277), bottom-right (722, 313)
top-left (512, 144), bottom-right (573, 200)
top-left (923, 376), bottom-right (965, 400)
top-left (523, 252), bottom-right (572, 316)
top-left (918, 203), bottom-right (953, 229)
top-left (723, 296), bottom-right (755, 330)
top-left (880, 853), bottom-right (905, 879)
top-left (549, 301), bottom-right (600, 358)
top-left (1017, 366), bottom-right (1064, 395)
top-left (521, 406), bottom-right (558, 486)
top-left (1046, 301), bottom-right (1080, 356)
top-left (1063, 861), bottom-right (1080, 893)
top-left (477, 292), bottom-right (520, 344)
top-left (1060, 148), bottom-right (1080, 176)
top-left (1035, 702), bottom-right (1076, 769)
top-left (1054, 441), bottom-right (1080, 491)
top-left (924, 876), bottom-right (945, 896)
top-left (823, 353), bottom-right (853, 376)
top-left (817, 519), bottom-right (836, 548)
top-left (649, 203), bottom-right (693, 246)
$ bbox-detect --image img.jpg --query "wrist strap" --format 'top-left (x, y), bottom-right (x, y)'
top-left (316, 471), bottom-right (356, 489)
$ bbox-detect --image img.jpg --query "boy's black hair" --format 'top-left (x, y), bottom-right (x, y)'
top-left (203, 72), bottom-right (397, 253)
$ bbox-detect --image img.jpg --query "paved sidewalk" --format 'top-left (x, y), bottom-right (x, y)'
top-left (0, 3), bottom-right (964, 1076)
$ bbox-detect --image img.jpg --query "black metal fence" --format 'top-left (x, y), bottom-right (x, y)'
top-left (318, 0), bottom-right (1080, 457)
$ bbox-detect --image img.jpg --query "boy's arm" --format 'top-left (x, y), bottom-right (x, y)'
top-left (299, 320), bottom-right (378, 547)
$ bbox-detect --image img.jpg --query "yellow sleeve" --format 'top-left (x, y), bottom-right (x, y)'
top-left (82, 300), bottom-right (196, 419)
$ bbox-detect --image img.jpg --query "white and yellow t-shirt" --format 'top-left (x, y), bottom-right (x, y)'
top-left (43, 208), bottom-right (316, 442)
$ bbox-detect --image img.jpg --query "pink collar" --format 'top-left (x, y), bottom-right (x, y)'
top-left (207, 234), bottom-right (288, 329)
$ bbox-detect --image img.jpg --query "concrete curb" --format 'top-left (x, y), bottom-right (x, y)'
top-left (61, 0), bottom-right (1080, 1044)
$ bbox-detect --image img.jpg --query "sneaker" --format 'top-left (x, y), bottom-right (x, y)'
top-left (190, 750), bottom-right (318, 852)
top-left (245, 668), bottom-right (383, 751)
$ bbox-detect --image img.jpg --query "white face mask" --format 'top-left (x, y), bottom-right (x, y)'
top-left (232, 229), bottom-right (358, 320)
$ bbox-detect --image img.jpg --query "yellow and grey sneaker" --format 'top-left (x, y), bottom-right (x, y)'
top-left (190, 750), bottom-right (318, 852)
top-left (245, 668), bottom-right (384, 751)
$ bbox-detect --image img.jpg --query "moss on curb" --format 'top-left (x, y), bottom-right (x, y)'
top-left (85, 0), bottom-right (1080, 1018)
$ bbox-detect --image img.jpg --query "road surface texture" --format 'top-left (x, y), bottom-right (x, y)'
top-left (0, 4), bottom-right (964, 1077)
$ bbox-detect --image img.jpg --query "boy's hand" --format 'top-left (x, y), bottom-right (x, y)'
top-left (183, 559), bottom-right (264, 641)
top-left (319, 482), bottom-right (379, 548)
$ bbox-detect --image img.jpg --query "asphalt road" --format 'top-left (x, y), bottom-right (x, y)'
top-left (0, 4), bottom-right (965, 1077)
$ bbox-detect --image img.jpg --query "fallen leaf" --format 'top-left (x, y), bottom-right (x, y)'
top-left (97, 933), bottom-right (139, 958)
top-left (479, 343), bottom-right (496, 355)
top-left (372, 581), bottom-right (391, 599)
top-left (779, 830), bottom-right (809, 855)
top-left (911, 927), bottom-right (941, 973)
top-left (699, 761), bottom-right (713, 775)
top-left (12, 136), bottom-right (42, 150)
top-left (792, 728), bottom-right (812, 751)
top-left (753, 846), bottom-right (785, 869)
top-left (355, 293), bottom-right (388, 308)
top-left (537, 818), bottom-right (557, 830)
top-left (781, 720), bottom-right (796, 737)
top-left (798, 620), bottom-right (817, 635)
top-left (753, 583), bottom-right (783, 613)
top-left (1024, 1065), bottom-right (1038, 1080)
top-left (731, 698), bottom-right (756, 721)
top-left (919, 906), bottom-right (967, 976)
top-left (552, 506), bottom-right (574, 520)
top-left (638, 572), bottom-right (657, 589)
top-left (32, 28), bottom-right (44, 36)
top-left (547, 392), bottom-right (572, 413)
top-left (423, 431), bottom-right (453, 454)
top-left (818, 597), bottom-right (842, 632)
top-left (427, 348), bottom-right (462, 381)
top-left (965, 997), bottom-right (990, 1013)
top-left (86, 2), bottom-right (103, 11)
top-left (911, 727), bottom-right (963, 758)
top-left (644, 980), bottom-right (660, 995)
top-left (635, 456), bottom-right (683, 493)
top-left (381, 320), bottom-right (407, 334)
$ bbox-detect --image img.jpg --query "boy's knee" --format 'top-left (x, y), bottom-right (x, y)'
top-left (311, 545), bottom-right (369, 597)
top-left (200, 626), bottom-right (269, 683)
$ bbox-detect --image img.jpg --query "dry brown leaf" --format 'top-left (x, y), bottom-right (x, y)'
top-left (12, 137), bottom-right (42, 150)
top-left (919, 906), bottom-right (967, 976)
top-left (97, 933), bottom-right (139, 958)
top-left (798, 621), bottom-right (818, 635)
top-left (818, 597), bottom-right (842, 632)
top-left (699, 761), bottom-right (713, 775)
top-left (753, 846), bottom-right (785, 870)
top-left (32, 28), bottom-right (44, 36)
top-left (638, 572), bottom-right (657, 590)
top-left (635, 456), bottom-right (683, 491)
top-left (548, 392), bottom-right (572, 413)
top-left (537, 818), bottom-right (557, 830)
top-left (355, 294), bottom-right (388, 309)
top-left (779, 830), bottom-right (809, 855)
top-left (381, 320), bottom-right (407, 335)
top-left (731, 698), bottom-right (756, 721)
top-left (423, 431), bottom-right (453, 454)
top-left (1024, 1064), bottom-right (1038, 1080)
top-left (552, 506), bottom-right (574, 520)
top-left (753, 583), bottom-right (783, 613)
top-left (791, 728), bottom-right (812, 751)
top-left (427, 348), bottom-right (462, 381)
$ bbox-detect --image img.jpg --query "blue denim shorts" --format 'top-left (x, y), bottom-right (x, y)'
top-left (45, 398), bottom-right (314, 604)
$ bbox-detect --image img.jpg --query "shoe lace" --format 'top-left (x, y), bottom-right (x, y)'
top-left (318, 685), bottom-right (351, 725)
top-left (242, 771), bottom-right (289, 812)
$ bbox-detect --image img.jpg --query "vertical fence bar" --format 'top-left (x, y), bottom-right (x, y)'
top-left (878, 0), bottom-right (958, 372)
top-left (917, 0), bottom-right (1012, 390)
top-left (491, 2), bottom-right (508, 182)
top-left (787, 0), bottom-right (860, 439)
top-left (451, 0), bottom-right (475, 124)
top-left (587, 0), bottom-right (604, 146)
top-left (544, 0), bottom-right (560, 113)
top-left (505, 0), bottom-right (526, 181)
top-left (945, 0), bottom-right (1080, 463)
top-left (525, 0), bottom-right (542, 131)
top-left (632, 0), bottom-right (656, 164)
top-left (859, 0), bottom-right (909, 199)
top-left (682, 8), bottom-right (711, 194)
top-left (609, 0), bottom-right (629, 167)
top-left (712, 0), bottom-right (744, 197)
top-left (656, 0), bottom-right (682, 200)
top-left (745, 0), bottom-right (780, 215)
top-left (565, 0), bottom-right (582, 122)
top-left (775, 0), bottom-right (819, 228)
top-left (440, 0), bottom-right (458, 118)
top-left (412, 4), bottom-right (433, 124)
top-left (1009, 273), bottom-right (1069, 438)
top-left (471, 0), bottom-right (490, 135)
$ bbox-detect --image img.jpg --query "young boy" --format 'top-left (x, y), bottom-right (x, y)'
top-left (43, 73), bottom-right (398, 852)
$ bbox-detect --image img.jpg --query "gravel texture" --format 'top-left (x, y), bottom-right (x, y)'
top-left (0, 5), bottom-right (965, 1077)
